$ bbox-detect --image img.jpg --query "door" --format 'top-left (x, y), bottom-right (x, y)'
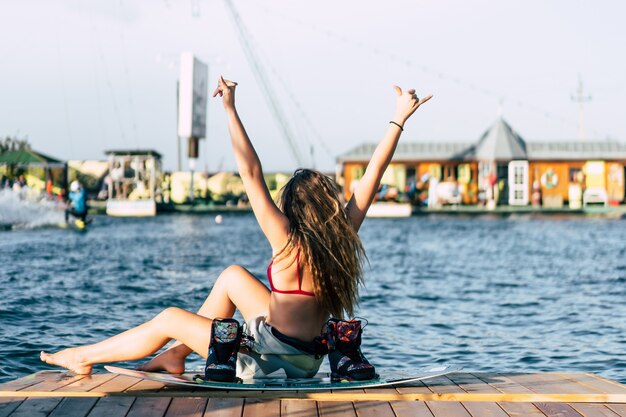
top-left (607, 163), bottom-right (624, 203)
top-left (508, 161), bottom-right (529, 205)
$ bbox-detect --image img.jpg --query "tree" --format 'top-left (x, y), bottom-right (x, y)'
top-left (0, 136), bottom-right (31, 154)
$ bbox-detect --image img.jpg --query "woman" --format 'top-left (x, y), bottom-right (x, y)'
top-left (40, 77), bottom-right (432, 381)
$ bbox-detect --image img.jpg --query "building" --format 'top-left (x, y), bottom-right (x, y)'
top-left (337, 118), bottom-right (626, 208)
top-left (0, 148), bottom-right (66, 196)
top-left (105, 150), bottom-right (163, 216)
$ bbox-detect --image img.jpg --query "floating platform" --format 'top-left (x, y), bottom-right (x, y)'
top-left (87, 198), bottom-right (626, 218)
top-left (1, 371), bottom-right (626, 416)
top-left (413, 204), bottom-right (626, 218)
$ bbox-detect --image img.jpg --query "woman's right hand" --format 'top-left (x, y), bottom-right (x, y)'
top-left (392, 85), bottom-right (433, 126)
top-left (212, 76), bottom-right (238, 109)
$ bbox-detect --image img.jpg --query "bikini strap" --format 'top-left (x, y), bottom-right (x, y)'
top-left (296, 250), bottom-right (303, 291)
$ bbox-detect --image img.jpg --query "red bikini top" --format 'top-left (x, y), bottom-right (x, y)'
top-left (267, 251), bottom-right (315, 297)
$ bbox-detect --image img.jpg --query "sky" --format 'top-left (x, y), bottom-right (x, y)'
top-left (1, 0), bottom-right (625, 172)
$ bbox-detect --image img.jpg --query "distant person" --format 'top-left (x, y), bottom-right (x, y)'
top-left (65, 180), bottom-right (87, 224)
top-left (98, 175), bottom-right (112, 200)
top-left (428, 175), bottom-right (440, 207)
top-left (41, 77), bottom-right (432, 383)
top-left (111, 162), bottom-right (124, 198)
top-left (45, 178), bottom-right (53, 199)
top-left (12, 177), bottom-right (22, 192)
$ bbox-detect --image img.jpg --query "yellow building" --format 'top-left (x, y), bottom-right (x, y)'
top-left (338, 118), bottom-right (626, 208)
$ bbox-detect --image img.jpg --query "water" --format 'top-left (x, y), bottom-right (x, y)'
top-left (0, 189), bottom-right (65, 229)
top-left (1, 213), bottom-right (625, 384)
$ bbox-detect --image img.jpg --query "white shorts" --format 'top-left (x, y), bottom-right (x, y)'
top-left (237, 316), bottom-right (323, 379)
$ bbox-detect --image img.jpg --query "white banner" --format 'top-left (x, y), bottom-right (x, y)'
top-left (178, 52), bottom-right (208, 139)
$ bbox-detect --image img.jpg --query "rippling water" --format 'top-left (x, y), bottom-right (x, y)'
top-left (1, 214), bottom-right (625, 383)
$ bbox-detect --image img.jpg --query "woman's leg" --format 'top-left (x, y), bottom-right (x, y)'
top-left (40, 307), bottom-right (214, 375)
top-left (138, 265), bottom-right (270, 373)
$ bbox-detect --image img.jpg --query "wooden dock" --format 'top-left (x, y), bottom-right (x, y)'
top-left (1, 371), bottom-right (626, 416)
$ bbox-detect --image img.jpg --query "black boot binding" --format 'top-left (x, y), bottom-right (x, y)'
top-left (322, 318), bottom-right (377, 382)
top-left (201, 318), bottom-right (242, 382)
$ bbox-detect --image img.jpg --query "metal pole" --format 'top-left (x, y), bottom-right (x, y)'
top-left (188, 137), bottom-right (199, 202)
top-left (189, 159), bottom-right (195, 202)
top-left (177, 136), bottom-right (182, 172)
top-left (176, 81), bottom-right (182, 172)
top-left (571, 75), bottom-right (591, 142)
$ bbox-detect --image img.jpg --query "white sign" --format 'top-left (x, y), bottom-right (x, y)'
top-left (178, 52), bottom-right (208, 138)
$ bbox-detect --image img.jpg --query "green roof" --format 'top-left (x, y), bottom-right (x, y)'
top-left (0, 149), bottom-right (64, 166)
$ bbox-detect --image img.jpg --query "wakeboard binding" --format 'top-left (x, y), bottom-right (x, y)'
top-left (323, 318), bottom-right (377, 382)
top-left (201, 318), bottom-right (243, 383)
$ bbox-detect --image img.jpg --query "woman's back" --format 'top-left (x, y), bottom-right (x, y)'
top-left (266, 250), bottom-right (327, 341)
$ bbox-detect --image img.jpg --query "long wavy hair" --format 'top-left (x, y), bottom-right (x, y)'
top-left (274, 169), bottom-right (366, 318)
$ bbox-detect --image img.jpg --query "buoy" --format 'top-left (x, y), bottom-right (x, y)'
top-left (215, 215), bottom-right (223, 224)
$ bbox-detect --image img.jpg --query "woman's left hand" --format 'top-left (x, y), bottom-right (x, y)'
top-left (213, 76), bottom-right (238, 109)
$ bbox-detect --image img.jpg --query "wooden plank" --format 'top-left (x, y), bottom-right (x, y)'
top-left (0, 398), bottom-right (24, 417)
top-left (506, 373), bottom-right (601, 395)
top-left (85, 397), bottom-right (135, 417)
top-left (355, 387), bottom-right (396, 417)
top-left (281, 399), bottom-right (318, 417)
top-left (606, 404), bottom-right (626, 417)
top-left (388, 400), bottom-right (434, 417)
top-left (425, 401), bottom-right (472, 417)
top-left (497, 402), bottom-right (546, 417)
top-left (570, 403), bottom-right (621, 417)
top-left (163, 397), bottom-right (207, 417)
top-left (125, 379), bottom-right (168, 393)
top-left (203, 397), bottom-right (244, 417)
top-left (395, 379), bottom-right (433, 395)
top-left (461, 402), bottom-right (509, 417)
top-left (242, 398), bottom-right (280, 417)
top-left (56, 374), bottom-right (118, 392)
top-left (353, 400), bottom-right (395, 417)
top-left (6, 397), bottom-right (61, 417)
top-left (447, 374), bottom-right (501, 394)
top-left (474, 373), bottom-right (535, 394)
top-left (94, 375), bottom-right (141, 393)
top-left (422, 376), bottom-right (465, 394)
top-left (318, 401), bottom-right (357, 417)
top-left (3, 389), bottom-right (626, 403)
top-left (334, 388), bottom-right (365, 394)
top-left (502, 373), bottom-right (560, 394)
top-left (126, 397), bottom-right (171, 417)
top-left (570, 374), bottom-right (626, 395)
top-left (48, 397), bottom-right (98, 417)
top-left (535, 403), bottom-right (584, 417)
top-left (556, 374), bottom-right (621, 395)
top-left (0, 372), bottom-right (57, 392)
top-left (21, 373), bottom-right (85, 393)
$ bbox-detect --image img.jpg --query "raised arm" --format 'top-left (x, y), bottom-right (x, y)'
top-left (213, 76), bottom-right (289, 249)
top-left (346, 86), bottom-right (432, 231)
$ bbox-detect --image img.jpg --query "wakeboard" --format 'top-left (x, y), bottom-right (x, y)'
top-left (105, 364), bottom-right (461, 391)
top-left (59, 217), bottom-right (92, 231)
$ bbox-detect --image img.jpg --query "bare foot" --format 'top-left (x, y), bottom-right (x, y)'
top-left (40, 349), bottom-right (92, 375)
top-left (137, 349), bottom-right (186, 374)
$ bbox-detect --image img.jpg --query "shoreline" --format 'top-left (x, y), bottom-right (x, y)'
top-left (84, 200), bottom-right (626, 218)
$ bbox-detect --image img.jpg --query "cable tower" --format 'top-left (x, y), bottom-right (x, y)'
top-left (222, 0), bottom-right (306, 167)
